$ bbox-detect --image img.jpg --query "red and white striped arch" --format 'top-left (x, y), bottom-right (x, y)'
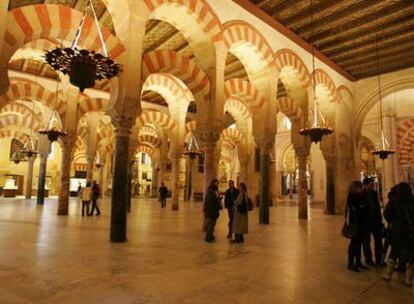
top-left (138, 134), bottom-right (162, 148)
top-left (274, 49), bottom-right (312, 89)
top-left (137, 144), bottom-right (155, 157)
top-left (224, 97), bottom-right (251, 121)
top-left (144, 0), bottom-right (223, 44)
top-left (3, 5), bottom-right (125, 62)
top-left (0, 113), bottom-right (42, 130)
top-left (138, 125), bottom-right (159, 138)
top-left (138, 111), bottom-right (177, 132)
top-left (313, 69), bottom-right (339, 102)
top-left (0, 102), bottom-right (41, 123)
top-left (0, 129), bottom-right (29, 142)
top-left (223, 21), bottom-right (274, 76)
top-left (397, 119), bottom-right (414, 165)
top-left (142, 73), bottom-right (193, 105)
top-left (97, 125), bottom-right (114, 143)
top-left (78, 97), bottom-right (109, 118)
top-left (222, 127), bottom-right (243, 143)
top-left (277, 96), bottom-right (303, 123)
top-left (142, 50), bottom-right (210, 102)
top-left (0, 82), bottom-right (65, 117)
top-left (225, 78), bottom-right (264, 110)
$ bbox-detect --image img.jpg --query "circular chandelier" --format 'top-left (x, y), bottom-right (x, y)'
top-left (44, 0), bottom-right (121, 92)
top-left (299, 0), bottom-right (333, 144)
top-left (183, 132), bottom-right (202, 159)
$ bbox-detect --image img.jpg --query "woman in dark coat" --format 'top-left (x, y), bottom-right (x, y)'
top-left (382, 182), bottom-right (414, 286)
top-left (231, 183), bottom-right (248, 243)
top-left (204, 179), bottom-right (222, 243)
top-left (346, 180), bottom-right (369, 272)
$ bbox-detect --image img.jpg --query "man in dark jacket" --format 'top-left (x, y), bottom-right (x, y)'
top-left (224, 180), bottom-right (239, 239)
top-left (362, 177), bottom-right (384, 266)
top-left (159, 183), bottom-right (168, 208)
top-left (204, 179), bottom-right (222, 243)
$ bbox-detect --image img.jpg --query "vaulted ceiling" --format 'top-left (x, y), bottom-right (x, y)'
top-left (249, 0), bottom-right (414, 79)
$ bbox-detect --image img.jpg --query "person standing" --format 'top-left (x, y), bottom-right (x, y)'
top-left (204, 179), bottom-right (222, 243)
top-left (224, 180), bottom-right (239, 239)
top-left (80, 182), bottom-right (92, 217)
top-left (158, 183), bottom-right (168, 208)
top-left (382, 182), bottom-right (414, 286)
top-left (89, 181), bottom-right (101, 216)
top-left (346, 181), bottom-right (369, 272)
top-left (362, 177), bottom-right (384, 266)
top-left (231, 182), bottom-right (249, 244)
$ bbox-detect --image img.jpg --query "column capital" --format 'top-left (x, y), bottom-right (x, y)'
top-left (293, 144), bottom-right (310, 158)
top-left (199, 130), bottom-right (221, 145)
top-left (61, 133), bottom-right (77, 150)
top-left (255, 136), bottom-right (275, 152)
top-left (109, 111), bottom-right (136, 137)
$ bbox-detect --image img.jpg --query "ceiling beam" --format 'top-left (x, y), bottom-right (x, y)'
top-left (233, 0), bottom-right (356, 81)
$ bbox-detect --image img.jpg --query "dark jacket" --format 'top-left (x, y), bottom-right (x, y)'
top-left (224, 188), bottom-right (239, 209)
top-left (346, 192), bottom-right (368, 239)
top-left (204, 190), bottom-right (221, 219)
top-left (159, 186), bottom-right (168, 198)
top-left (363, 189), bottom-right (382, 231)
top-left (92, 184), bottom-right (100, 201)
top-left (384, 196), bottom-right (414, 248)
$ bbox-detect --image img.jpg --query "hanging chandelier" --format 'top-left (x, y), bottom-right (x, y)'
top-left (44, 0), bottom-right (121, 92)
top-left (183, 132), bottom-right (202, 159)
top-left (371, 33), bottom-right (395, 160)
top-left (21, 100), bottom-right (38, 158)
top-left (299, 0), bottom-right (333, 144)
top-left (10, 151), bottom-right (22, 164)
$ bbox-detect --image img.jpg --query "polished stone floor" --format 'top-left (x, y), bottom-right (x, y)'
top-left (0, 197), bottom-right (413, 304)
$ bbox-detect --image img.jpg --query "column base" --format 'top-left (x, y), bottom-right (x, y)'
top-left (298, 212), bottom-right (308, 220)
top-left (57, 205), bottom-right (68, 216)
top-left (171, 204), bottom-right (179, 211)
top-left (259, 208), bottom-right (269, 224)
top-left (324, 209), bottom-right (335, 215)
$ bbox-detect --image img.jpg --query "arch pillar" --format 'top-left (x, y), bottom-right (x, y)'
top-left (170, 150), bottom-right (182, 211)
top-left (36, 136), bottom-right (51, 205)
top-left (255, 136), bottom-right (275, 224)
top-left (200, 130), bottom-right (221, 195)
top-left (25, 154), bottom-right (37, 199)
top-left (293, 144), bottom-right (311, 219)
top-left (57, 133), bottom-right (76, 215)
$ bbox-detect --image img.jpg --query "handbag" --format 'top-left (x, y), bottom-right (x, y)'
top-left (248, 197), bottom-right (254, 211)
top-left (341, 205), bottom-right (355, 239)
top-left (238, 195), bottom-right (248, 214)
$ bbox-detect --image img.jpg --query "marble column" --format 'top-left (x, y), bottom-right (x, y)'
top-left (257, 138), bottom-right (274, 224)
top-left (171, 153), bottom-right (181, 211)
top-left (325, 156), bottom-right (336, 215)
top-left (57, 135), bottom-right (76, 215)
top-left (200, 131), bottom-right (220, 195)
top-left (295, 146), bottom-right (310, 219)
top-left (86, 154), bottom-right (95, 182)
top-left (151, 166), bottom-right (159, 197)
top-left (98, 163), bottom-right (105, 191)
top-left (25, 155), bottom-right (36, 199)
top-left (127, 158), bottom-right (134, 213)
top-left (110, 121), bottom-right (133, 243)
top-left (36, 153), bottom-right (48, 205)
top-left (184, 157), bottom-right (194, 201)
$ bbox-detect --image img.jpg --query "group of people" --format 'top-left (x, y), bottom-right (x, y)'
top-left (204, 179), bottom-right (250, 244)
top-left (79, 180), bottom-right (101, 216)
top-left (345, 177), bottom-right (414, 287)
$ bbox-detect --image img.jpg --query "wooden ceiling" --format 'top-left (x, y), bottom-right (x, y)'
top-left (249, 0), bottom-right (414, 79)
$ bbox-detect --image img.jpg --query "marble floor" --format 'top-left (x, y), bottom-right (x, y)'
top-left (0, 197), bottom-right (413, 304)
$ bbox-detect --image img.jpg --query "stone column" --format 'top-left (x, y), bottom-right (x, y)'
top-left (36, 153), bottom-right (48, 205)
top-left (171, 152), bottom-right (181, 211)
top-left (257, 137), bottom-right (274, 224)
top-left (25, 155), bottom-right (36, 199)
top-left (57, 135), bottom-right (76, 215)
top-left (151, 166), bottom-right (159, 197)
top-left (0, 1), bottom-right (9, 95)
top-left (200, 131), bottom-right (220, 194)
top-left (294, 145), bottom-right (310, 219)
top-left (324, 155), bottom-right (336, 215)
top-left (110, 118), bottom-right (134, 243)
top-left (184, 157), bottom-right (194, 201)
top-left (98, 162), bottom-right (105, 191)
top-left (86, 154), bottom-right (95, 182)
top-left (238, 158), bottom-right (249, 184)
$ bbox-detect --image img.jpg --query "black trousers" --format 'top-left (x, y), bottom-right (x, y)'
top-left (227, 208), bottom-right (234, 236)
top-left (363, 228), bottom-right (383, 264)
top-left (205, 218), bottom-right (217, 241)
top-left (348, 237), bottom-right (362, 266)
top-left (82, 201), bottom-right (90, 216)
top-left (89, 199), bottom-right (101, 215)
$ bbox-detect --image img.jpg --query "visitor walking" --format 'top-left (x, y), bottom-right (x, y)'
top-left (362, 177), bottom-right (384, 266)
top-left (231, 182), bottom-right (249, 244)
top-left (382, 182), bottom-right (414, 286)
top-left (224, 180), bottom-right (239, 239)
top-left (158, 183), bottom-right (168, 208)
top-left (89, 180), bottom-right (101, 216)
top-left (80, 182), bottom-right (92, 217)
top-left (204, 179), bottom-right (222, 243)
top-left (346, 181), bottom-right (369, 272)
